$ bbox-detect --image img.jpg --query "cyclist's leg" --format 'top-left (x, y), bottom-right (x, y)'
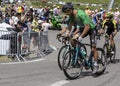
top-left (109, 34), bottom-right (114, 46)
top-left (108, 28), bottom-right (117, 49)
top-left (109, 34), bottom-right (115, 54)
top-left (83, 29), bottom-right (98, 62)
top-left (89, 29), bottom-right (99, 73)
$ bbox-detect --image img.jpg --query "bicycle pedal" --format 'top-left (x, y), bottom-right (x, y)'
top-left (84, 63), bottom-right (89, 70)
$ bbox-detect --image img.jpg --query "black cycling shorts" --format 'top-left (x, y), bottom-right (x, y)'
top-left (83, 29), bottom-right (97, 46)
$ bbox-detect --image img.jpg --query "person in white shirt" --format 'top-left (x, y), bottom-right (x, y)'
top-left (40, 20), bottom-right (52, 52)
top-left (113, 7), bottom-right (120, 24)
top-left (37, 6), bottom-right (44, 17)
top-left (53, 5), bottom-right (61, 16)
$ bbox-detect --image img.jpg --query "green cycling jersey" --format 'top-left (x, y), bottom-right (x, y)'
top-left (69, 10), bottom-right (95, 29)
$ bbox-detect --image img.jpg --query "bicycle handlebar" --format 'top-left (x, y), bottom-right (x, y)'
top-left (56, 35), bottom-right (70, 44)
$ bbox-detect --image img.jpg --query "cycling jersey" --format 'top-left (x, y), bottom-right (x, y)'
top-left (69, 10), bottom-right (95, 29)
top-left (102, 19), bottom-right (117, 35)
top-left (69, 10), bottom-right (96, 45)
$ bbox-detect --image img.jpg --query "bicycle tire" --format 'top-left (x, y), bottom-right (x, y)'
top-left (103, 44), bottom-right (109, 64)
top-left (62, 44), bottom-right (87, 80)
top-left (58, 45), bottom-right (71, 70)
top-left (110, 45), bottom-right (116, 62)
top-left (95, 48), bottom-right (106, 75)
top-left (62, 49), bottom-right (83, 80)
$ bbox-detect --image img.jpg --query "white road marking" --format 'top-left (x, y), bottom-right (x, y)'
top-left (50, 80), bottom-right (69, 86)
top-left (1, 59), bottom-right (44, 65)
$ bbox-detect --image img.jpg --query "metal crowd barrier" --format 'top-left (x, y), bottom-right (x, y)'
top-left (0, 30), bottom-right (53, 62)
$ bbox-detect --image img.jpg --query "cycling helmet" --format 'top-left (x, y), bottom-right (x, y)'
top-left (106, 12), bottom-right (113, 18)
top-left (62, 2), bottom-right (73, 12)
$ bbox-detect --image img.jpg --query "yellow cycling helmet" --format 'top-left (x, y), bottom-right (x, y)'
top-left (106, 12), bottom-right (113, 18)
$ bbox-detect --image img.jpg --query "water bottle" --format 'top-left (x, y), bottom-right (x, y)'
top-left (81, 49), bottom-right (86, 56)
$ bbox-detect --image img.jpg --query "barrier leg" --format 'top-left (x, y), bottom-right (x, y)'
top-left (15, 55), bottom-right (21, 62)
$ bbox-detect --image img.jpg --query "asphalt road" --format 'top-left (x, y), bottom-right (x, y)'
top-left (0, 30), bottom-right (120, 86)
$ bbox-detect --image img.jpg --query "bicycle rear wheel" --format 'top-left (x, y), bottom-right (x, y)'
top-left (95, 48), bottom-right (106, 75)
top-left (58, 45), bottom-right (70, 70)
top-left (110, 45), bottom-right (116, 62)
top-left (62, 49), bottom-right (83, 80)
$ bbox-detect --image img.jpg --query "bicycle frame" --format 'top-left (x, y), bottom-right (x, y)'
top-left (62, 44), bottom-right (71, 57)
top-left (72, 41), bottom-right (93, 68)
top-left (62, 39), bottom-right (106, 79)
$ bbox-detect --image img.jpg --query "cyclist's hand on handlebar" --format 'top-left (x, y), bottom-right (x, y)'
top-left (78, 36), bottom-right (83, 42)
top-left (105, 34), bottom-right (109, 38)
top-left (56, 33), bottom-right (62, 42)
top-left (98, 29), bottom-right (104, 34)
top-left (57, 33), bottom-right (62, 38)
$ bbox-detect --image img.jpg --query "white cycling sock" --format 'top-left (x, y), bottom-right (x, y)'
top-left (94, 61), bottom-right (98, 66)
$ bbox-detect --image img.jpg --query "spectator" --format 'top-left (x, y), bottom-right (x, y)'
top-left (53, 5), bottom-right (61, 16)
top-left (31, 16), bottom-right (39, 46)
top-left (9, 15), bottom-right (14, 27)
top-left (38, 20), bottom-right (44, 49)
top-left (17, 4), bottom-right (23, 15)
top-left (17, 20), bottom-right (30, 52)
top-left (40, 19), bottom-right (52, 52)
top-left (113, 7), bottom-right (120, 24)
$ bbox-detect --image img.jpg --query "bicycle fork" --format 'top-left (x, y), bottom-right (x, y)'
top-left (73, 47), bottom-right (79, 66)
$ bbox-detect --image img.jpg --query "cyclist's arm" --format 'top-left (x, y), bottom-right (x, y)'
top-left (99, 20), bottom-right (106, 34)
top-left (113, 20), bottom-right (117, 36)
top-left (95, 15), bottom-right (99, 23)
top-left (113, 29), bottom-right (117, 36)
top-left (73, 28), bottom-right (79, 35)
top-left (80, 24), bottom-right (90, 38)
top-left (57, 20), bottom-right (73, 36)
top-left (63, 22), bottom-right (74, 36)
top-left (58, 24), bottom-right (67, 35)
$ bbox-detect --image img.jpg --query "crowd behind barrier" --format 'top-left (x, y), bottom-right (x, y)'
top-left (0, 30), bottom-right (53, 61)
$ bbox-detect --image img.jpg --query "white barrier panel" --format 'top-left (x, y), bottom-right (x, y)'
top-left (0, 40), bottom-right (10, 55)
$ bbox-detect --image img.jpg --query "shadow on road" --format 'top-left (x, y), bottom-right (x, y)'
top-left (111, 58), bottom-right (120, 64)
top-left (65, 70), bottom-right (109, 81)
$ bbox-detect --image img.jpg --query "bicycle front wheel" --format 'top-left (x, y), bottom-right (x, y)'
top-left (58, 45), bottom-right (70, 70)
top-left (95, 48), bottom-right (106, 75)
top-left (62, 49), bottom-right (83, 80)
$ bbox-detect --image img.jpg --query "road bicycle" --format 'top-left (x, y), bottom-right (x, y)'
top-left (57, 35), bottom-right (87, 70)
top-left (103, 34), bottom-right (116, 63)
top-left (62, 39), bottom-right (106, 80)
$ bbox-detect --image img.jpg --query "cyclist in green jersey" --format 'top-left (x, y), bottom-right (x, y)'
top-left (59, 2), bottom-right (99, 74)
